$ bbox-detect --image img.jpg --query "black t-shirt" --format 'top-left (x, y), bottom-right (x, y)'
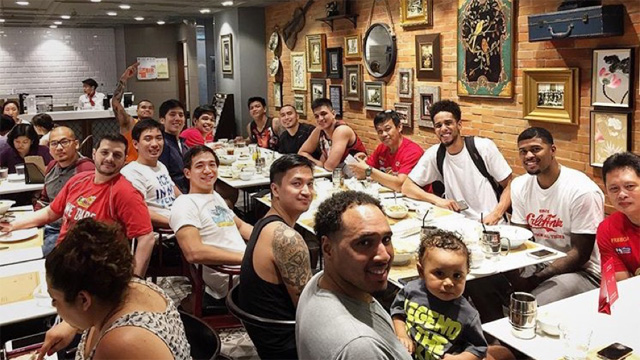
top-left (278, 123), bottom-right (320, 159)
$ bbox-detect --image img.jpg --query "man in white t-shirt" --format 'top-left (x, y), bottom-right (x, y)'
top-left (169, 145), bottom-right (253, 300)
top-left (509, 127), bottom-right (603, 305)
top-left (401, 100), bottom-right (512, 224)
top-left (121, 119), bottom-right (181, 229)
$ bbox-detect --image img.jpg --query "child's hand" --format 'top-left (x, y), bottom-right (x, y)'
top-left (397, 336), bottom-right (415, 354)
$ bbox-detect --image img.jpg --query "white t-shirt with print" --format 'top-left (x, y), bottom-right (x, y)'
top-left (510, 165), bottom-right (604, 275)
top-left (408, 137), bottom-right (512, 221)
top-left (121, 161), bottom-right (176, 219)
top-left (169, 192), bottom-right (246, 298)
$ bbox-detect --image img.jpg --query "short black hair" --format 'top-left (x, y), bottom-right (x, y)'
top-left (137, 99), bottom-right (154, 107)
top-left (430, 100), bottom-right (461, 122)
top-left (311, 98), bottom-right (333, 111)
top-left (279, 104), bottom-right (295, 112)
top-left (418, 229), bottom-right (470, 271)
top-left (7, 123), bottom-right (39, 153)
top-left (602, 152), bottom-right (640, 185)
top-left (269, 154), bottom-right (314, 186)
top-left (193, 105), bottom-right (217, 120)
top-left (183, 145), bottom-right (219, 169)
top-left (314, 190), bottom-right (382, 241)
top-left (2, 100), bottom-right (20, 114)
top-left (31, 113), bottom-right (55, 131)
top-left (159, 99), bottom-right (185, 119)
top-left (248, 97), bottom-right (266, 108)
top-left (94, 133), bottom-right (128, 155)
top-left (0, 114), bottom-right (15, 134)
top-left (82, 78), bottom-right (98, 89)
top-left (517, 127), bottom-right (554, 145)
top-left (373, 110), bottom-right (401, 128)
top-left (131, 118), bottom-right (164, 141)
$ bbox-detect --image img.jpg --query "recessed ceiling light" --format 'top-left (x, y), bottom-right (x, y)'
top-left (60, 15), bottom-right (71, 19)
top-left (134, 16), bottom-right (144, 21)
top-left (0, 19), bottom-right (5, 23)
top-left (90, 0), bottom-right (101, 2)
top-left (119, 4), bottom-right (130, 9)
top-left (200, 8), bottom-right (211, 14)
top-left (49, 25), bottom-right (57, 28)
top-left (157, 20), bottom-right (165, 25)
top-left (54, 21), bottom-right (62, 25)
top-left (107, 11), bottom-right (117, 16)
top-left (16, 1), bottom-right (30, 5)
top-left (93, 35), bottom-right (98, 38)
top-left (221, 1), bottom-right (233, 6)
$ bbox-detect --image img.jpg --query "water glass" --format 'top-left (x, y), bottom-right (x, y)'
top-left (15, 164), bottom-right (25, 176)
top-left (509, 292), bottom-right (537, 339)
top-left (0, 167), bottom-right (8, 180)
top-left (481, 230), bottom-right (509, 260)
top-left (332, 168), bottom-right (343, 188)
top-left (559, 323), bottom-right (592, 360)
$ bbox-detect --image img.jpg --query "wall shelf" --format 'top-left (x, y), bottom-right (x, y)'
top-left (315, 14), bottom-right (358, 31)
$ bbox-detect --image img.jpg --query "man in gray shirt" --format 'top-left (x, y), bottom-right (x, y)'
top-left (296, 191), bottom-right (412, 360)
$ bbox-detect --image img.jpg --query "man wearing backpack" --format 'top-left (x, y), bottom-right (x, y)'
top-left (401, 100), bottom-right (512, 225)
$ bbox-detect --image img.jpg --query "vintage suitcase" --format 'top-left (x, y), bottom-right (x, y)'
top-left (528, 5), bottom-right (624, 42)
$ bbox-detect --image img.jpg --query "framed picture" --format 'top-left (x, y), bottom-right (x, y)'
top-left (344, 35), bottom-right (361, 59)
top-left (310, 78), bottom-right (326, 102)
top-left (397, 68), bottom-right (413, 99)
top-left (306, 34), bottom-right (326, 73)
top-left (415, 85), bottom-right (440, 129)
top-left (523, 68), bottom-right (579, 125)
top-left (291, 52), bottom-right (307, 91)
top-left (273, 82), bottom-right (283, 109)
top-left (589, 111), bottom-right (631, 167)
top-left (326, 47), bottom-right (343, 79)
top-left (591, 48), bottom-right (633, 108)
top-left (329, 85), bottom-right (343, 118)
top-left (220, 34), bottom-right (233, 75)
top-left (344, 64), bottom-right (362, 101)
top-left (294, 94), bottom-right (306, 115)
top-left (457, 0), bottom-right (513, 98)
top-left (364, 81), bottom-right (385, 111)
top-left (400, 0), bottom-right (433, 28)
top-left (415, 34), bottom-right (440, 81)
top-left (269, 56), bottom-right (280, 77)
top-left (394, 102), bottom-right (413, 129)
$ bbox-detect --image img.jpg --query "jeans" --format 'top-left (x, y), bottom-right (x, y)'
top-left (42, 223), bottom-right (60, 256)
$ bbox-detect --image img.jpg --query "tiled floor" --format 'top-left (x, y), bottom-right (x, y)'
top-left (156, 276), bottom-right (260, 360)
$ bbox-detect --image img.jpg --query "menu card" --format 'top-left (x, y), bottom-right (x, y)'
top-left (598, 257), bottom-right (619, 315)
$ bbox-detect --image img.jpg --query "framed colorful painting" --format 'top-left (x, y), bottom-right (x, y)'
top-left (591, 48), bottom-right (633, 109)
top-left (589, 111), bottom-right (631, 167)
top-left (457, 0), bottom-right (513, 98)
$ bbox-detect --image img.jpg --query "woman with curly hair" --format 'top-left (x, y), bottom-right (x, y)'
top-left (37, 218), bottom-right (191, 360)
top-left (0, 123), bottom-right (52, 173)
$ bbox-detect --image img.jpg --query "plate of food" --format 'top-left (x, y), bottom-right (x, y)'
top-left (384, 203), bottom-right (409, 219)
top-left (0, 228), bottom-right (39, 243)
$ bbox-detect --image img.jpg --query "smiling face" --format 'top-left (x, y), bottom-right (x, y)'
top-left (184, 151), bottom-right (218, 193)
top-left (313, 105), bottom-right (336, 130)
top-left (418, 247), bottom-right (468, 302)
top-left (3, 103), bottom-right (19, 122)
top-left (194, 112), bottom-right (215, 136)
top-left (92, 140), bottom-right (126, 177)
top-left (272, 165), bottom-right (314, 214)
top-left (323, 204), bottom-right (393, 301)
top-left (433, 111), bottom-right (461, 148)
top-left (133, 127), bottom-right (164, 164)
top-left (375, 118), bottom-right (402, 149)
top-left (161, 107), bottom-right (185, 135)
top-left (605, 167), bottom-right (640, 221)
top-left (279, 105), bottom-right (299, 129)
top-left (137, 101), bottom-right (155, 119)
top-left (249, 101), bottom-right (266, 121)
top-left (518, 137), bottom-right (556, 175)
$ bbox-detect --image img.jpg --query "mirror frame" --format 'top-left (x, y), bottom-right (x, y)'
top-left (363, 23), bottom-right (397, 79)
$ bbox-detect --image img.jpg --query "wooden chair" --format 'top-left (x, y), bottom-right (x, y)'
top-left (179, 311), bottom-right (221, 360)
top-left (225, 283), bottom-right (296, 329)
top-left (147, 228), bottom-right (184, 284)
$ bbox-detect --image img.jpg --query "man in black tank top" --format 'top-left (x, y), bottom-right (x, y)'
top-left (239, 154), bottom-right (315, 359)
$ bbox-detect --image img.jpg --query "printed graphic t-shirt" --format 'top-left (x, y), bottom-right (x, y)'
top-left (121, 161), bottom-right (176, 219)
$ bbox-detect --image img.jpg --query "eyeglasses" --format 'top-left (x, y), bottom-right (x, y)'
top-left (49, 139), bottom-right (74, 148)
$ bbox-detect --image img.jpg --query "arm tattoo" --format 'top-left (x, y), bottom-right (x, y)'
top-left (113, 80), bottom-right (126, 101)
top-left (272, 223), bottom-right (312, 297)
top-left (112, 79), bottom-right (130, 127)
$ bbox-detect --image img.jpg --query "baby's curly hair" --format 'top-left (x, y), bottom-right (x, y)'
top-left (45, 218), bottom-right (133, 305)
top-left (418, 229), bottom-right (470, 270)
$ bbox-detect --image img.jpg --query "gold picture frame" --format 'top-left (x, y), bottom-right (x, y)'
top-left (523, 68), bottom-right (579, 125)
top-left (400, 0), bottom-right (433, 28)
top-left (305, 34), bottom-right (326, 73)
top-left (291, 52), bottom-right (307, 91)
top-left (344, 35), bottom-right (361, 59)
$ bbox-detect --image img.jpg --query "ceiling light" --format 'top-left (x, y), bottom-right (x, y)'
top-left (54, 21), bottom-right (62, 25)
top-left (90, 0), bottom-right (101, 2)
top-left (157, 20), bottom-right (165, 25)
top-left (200, 8), bottom-right (211, 14)
top-left (134, 16), bottom-right (144, 21)
top-left (119, 4), bottom-right (130, 9)
top-left (0, 19), bottom-right (4, 23)
top-left (49, 25), bottom-right (57, 28)
top-left (60, 15), bottom-right (70, 19)
top-left (107, 11), bottom-right (117, 16)
top-left (16, 1), bottom-right (30, 5)
top-left (221, 1), bottom-right (233, 6)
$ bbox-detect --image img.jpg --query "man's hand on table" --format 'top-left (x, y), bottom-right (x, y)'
top-left (435, 198), bottom-right (460, 212)
top-left (482, 210), bottom-right (502, 225)
top-left (0, 220), bottom-right (13, 234)
top-left (347, 159), bottom-right (368, 179)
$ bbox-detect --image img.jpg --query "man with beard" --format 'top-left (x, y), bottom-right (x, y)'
top-left (0, 134), bottom-right (155, 277)
top-left (296, 191), bottom-right (412, 360)
top-left (158, 99), bottom-right (189, 193)
top-left (122, 119), bottom-right (181, 229)
top-left (112, 62), bottom-right (156, 164)
top-left (401, 100), bottom-right (512, 224)
top-left (509, 127), bottom-right (603, 305)
top-left (277, 104), bottom-right (319, 158)
top-left (239, 154), bottom-right (315, 359)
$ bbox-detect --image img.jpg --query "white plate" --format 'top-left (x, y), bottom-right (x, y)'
top-left (0, 227), bottom-right (39, 242)
top-left (469, 262), bottom-right (496, 276)
top-left (7, 174), bottom-right (25, 182)
top-left (486, 225), bottom-right (533, 249)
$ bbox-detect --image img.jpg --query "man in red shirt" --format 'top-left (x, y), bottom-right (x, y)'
top-left (180, 105), bottom-right (216, 147)
top-left (348, 110), bottom-right (424, 192)
top-left (597, 152), bottom-right (640, 281)
top-left (1, 134), bottom-right (155, 277)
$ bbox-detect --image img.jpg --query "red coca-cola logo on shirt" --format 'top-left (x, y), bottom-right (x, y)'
top-left (526, 212), bottom-right (563, 232)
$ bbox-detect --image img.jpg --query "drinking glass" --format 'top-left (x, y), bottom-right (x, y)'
top-left (481, 231), bottom-right (510, 260)
top-left (559, 323), bottom-right (592, 360)
top-left (15, 164), bottom-right (25, 176)
top-left (332, 168), bottom-right (343, 189)
top-left (0, 167), bottom-right (8, 180)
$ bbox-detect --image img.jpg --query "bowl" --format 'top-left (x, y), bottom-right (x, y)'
top-left (218, 155), bottom-right (236, 165)
top-left (0, 200), bottom-right (15, 215)
top-left (239, 168), bottom-right (256, 181)
top-left (392, 252), bottom-right (414, 266)
top-left (385, 204), bottom-right (409, 219)
top-left (537, 311), bottom-right (561, 336)
top-left (486, 225), bottom-right (532, 249)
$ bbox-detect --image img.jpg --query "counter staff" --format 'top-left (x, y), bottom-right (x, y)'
top-left (78, 78), bottom-right (105, 110)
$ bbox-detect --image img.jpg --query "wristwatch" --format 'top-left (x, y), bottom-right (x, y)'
top-left (365, 166), bottom-right (372, 177)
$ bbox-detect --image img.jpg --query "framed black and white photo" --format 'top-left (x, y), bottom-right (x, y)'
top-left (397, 68), bottom-right (413, 99)
top-left (306, 34), bottom-right (326, 73)
top-left (394, 102), bottom-right (413, 129)
top-left (329, 85), bottom-right (343, 118)
top-left (273, 82), bottom-right (283, 109)
top-left (291, 52), bottom-right (307, 91)
top-left (344, 64), bottom-right (362, 101)
top-left (220, 33), bottom-right (233, 75)
top-left (364, 81), bottom-right (385, 111)
top-left (326, 47), bottom-right (343, 79)
top-left (294, 94), bottom-right (306, 115)
top-left (523, 68), bottom-right (579, 125)
top-left (310, 78), bottom-right (326, 102)
top-left (592, 48), bottom-right (633, 109)
top-left (344, 35), bottom-right (361, 59)
top-left (415, 85), bottom-right (440, 128)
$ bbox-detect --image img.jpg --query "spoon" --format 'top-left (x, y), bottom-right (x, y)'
top-left (422, 209), bottom-right (430, 228)
top-left (480, 212), bottom-right (487, 232)
top-left (393, 191), bottom-right (398, 204)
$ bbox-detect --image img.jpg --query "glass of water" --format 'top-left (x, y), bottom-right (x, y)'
top-left (332, 168), bottom-right (342, 189)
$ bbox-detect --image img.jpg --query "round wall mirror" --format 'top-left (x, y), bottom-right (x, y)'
top-left (363, 23), bottom-right (396, 79)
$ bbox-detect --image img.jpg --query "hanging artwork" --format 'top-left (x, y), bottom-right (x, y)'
top-left (523, 68), bottom-right (579, 125)
top-left (329, 85), bottom-right (343, 118)
top-left (343, 64), bottom-right (362, 101)
top-left (310, 78), bottom-right (326, 102)
top-left (326, 47), bottom-right (343, 79)
top-left (457, 0), bottom-right (513, 98)
top-left (294, 94), bottom-right (307, 115)
top-left (364, 81), bottom-right (385, 111)
top-left (400, 0), bottom-right (433, 28)
top-left (344, 35), bottom-right (361, 59)
top-left (591, 48), bottom-right (633, 108)
top-left (306, 34), bottom-right (326, 73)
top-left (273, 82), bottom-right (283, 109)
top-left (220, 34), bottom-right (233, 75)
top-left (291, 52), bottom-right (307, 91)
top-left (415, 85), bottom-right (440, 129)
top-left (397, 68), bottom-right (413, 99)
top-left (589, 111), bottom-right (631, 167)
top-left (394, 102), bottom-right (413, 129)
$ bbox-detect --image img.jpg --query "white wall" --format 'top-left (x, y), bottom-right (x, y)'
top-left (0, 27), bottom-right (117, 107)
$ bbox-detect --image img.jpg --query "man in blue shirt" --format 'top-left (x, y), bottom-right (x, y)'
top-left (158, 99), bottom-right (189, 193)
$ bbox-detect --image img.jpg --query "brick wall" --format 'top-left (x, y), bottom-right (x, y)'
top-left (265, 0), bottom-right (640, 211)
top-left (0, 27), bottom-right (117, 107)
